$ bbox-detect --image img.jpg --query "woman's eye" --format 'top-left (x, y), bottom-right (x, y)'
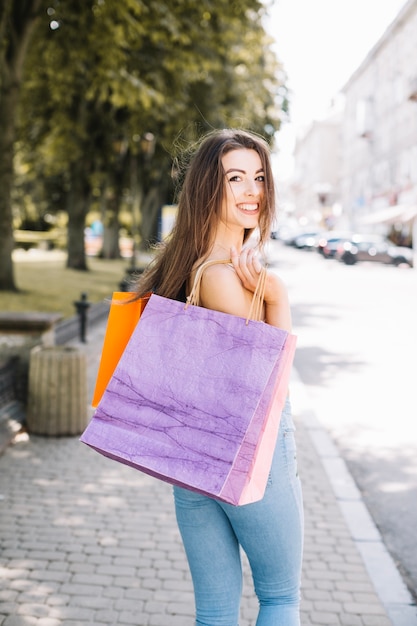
top-left (227, 174), bottom-right (264, 183)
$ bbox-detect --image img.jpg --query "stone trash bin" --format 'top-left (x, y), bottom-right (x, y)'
top-left (27, 345), bottom-right (88, 436)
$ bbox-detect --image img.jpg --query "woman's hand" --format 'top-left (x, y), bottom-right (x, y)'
top-left (230, 246), bottom-right (292, 332)
top-left (230, 246), bottom-right (263, 294)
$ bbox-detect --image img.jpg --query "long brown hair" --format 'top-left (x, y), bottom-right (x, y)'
top-left (134, 129), bottom-right (276, 301)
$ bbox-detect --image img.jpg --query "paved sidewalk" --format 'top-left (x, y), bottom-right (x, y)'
top-left (0, 318), bottom-right (416, 626)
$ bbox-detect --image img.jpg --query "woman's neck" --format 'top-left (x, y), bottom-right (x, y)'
top-left (211, 227), bottom-right (244, 257)
top-left (209, 241), bottom-right (240, 259)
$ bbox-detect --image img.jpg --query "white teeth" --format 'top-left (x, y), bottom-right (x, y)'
top-left (239, 204), bottom-right (258, 212)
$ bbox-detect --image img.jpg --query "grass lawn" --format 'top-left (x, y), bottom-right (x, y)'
top-left (0, 252), bottom-right (134, 318)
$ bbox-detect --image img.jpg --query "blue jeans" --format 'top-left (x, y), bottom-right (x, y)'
top-left (173, 399), bottom-right (304, 626)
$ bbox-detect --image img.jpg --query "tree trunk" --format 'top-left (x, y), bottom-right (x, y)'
top-left (66, 161), bottom-right (90, 270)
top-left (0, 72), bottom-right (18, 290)
top-left (100, 174), bottom-right (124, 260)
top-left (139, 186), bottom-right (161, 249)
top-left (139, 171), bottom-right (172, 250)
top-left (0, 0), bottom-right (42, 291)
top-left (101, 219), bottom-right (120, 259)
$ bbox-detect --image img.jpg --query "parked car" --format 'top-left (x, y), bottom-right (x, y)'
top-left (337, 235), bottom-right (413, 267)
top-left (316, 232), bottom-right (353, 258)
top-left (285, 231), bottom-right (321, 250)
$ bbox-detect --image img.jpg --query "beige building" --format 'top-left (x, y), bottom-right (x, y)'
top-left (290, 0), bottom-right (417, 248)
top-left (292, 112), bottom-right (342, 229)
top-left (341, 0), bottom-right (417, 239)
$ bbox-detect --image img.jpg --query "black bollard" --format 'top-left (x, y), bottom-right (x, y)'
top-left (74, 292), bottom-right (91, 343)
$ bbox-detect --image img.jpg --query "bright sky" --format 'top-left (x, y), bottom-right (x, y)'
top-left (267, 0), bottom-right (408, 178)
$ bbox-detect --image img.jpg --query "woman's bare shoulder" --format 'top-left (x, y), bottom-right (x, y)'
top-left (200, 263), bottom-right (253, 317)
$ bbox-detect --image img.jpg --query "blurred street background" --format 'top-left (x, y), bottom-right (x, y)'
top-left (1, 0), bottom-right (417, 623)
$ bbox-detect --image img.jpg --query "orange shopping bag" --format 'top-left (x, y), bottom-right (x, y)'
top-left (92, 292), bottom-right (149, 407)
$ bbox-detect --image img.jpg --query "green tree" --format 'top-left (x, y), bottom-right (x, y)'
top-left (0, 0), bottom-right (43, 290)
top-left (15, 0), bottom-right (286, 273)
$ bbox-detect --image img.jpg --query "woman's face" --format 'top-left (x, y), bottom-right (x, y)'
top-left (220, 148), bottom-right (265, 232)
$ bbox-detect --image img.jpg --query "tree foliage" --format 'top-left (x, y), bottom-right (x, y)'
top-left (1, 0), bottom-right (287, 286)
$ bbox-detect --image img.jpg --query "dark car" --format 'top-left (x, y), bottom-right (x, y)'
top-left (337, 236), bottom-right (413, 267)
top-left (284, 230), bottom-right (321, 250)
top-left (317, 232), bottom-right (353, 258)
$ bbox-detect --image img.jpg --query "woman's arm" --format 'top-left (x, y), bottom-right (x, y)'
top-left (262, 272), bottom-right (292, 332)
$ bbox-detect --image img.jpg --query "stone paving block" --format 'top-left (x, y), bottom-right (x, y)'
top-left (300, 598), bottom-right (314, 612)
top-left (17, 586), bottom-right (59, 604)
top-left (113, 575), bottom-right (143, 588)
top-left (71, 573), bottom-right (113, 586)
top-left (336, 580), bottom-right (375, 594)
top-left (163, 579), bottom-right (195, 592)
top-left (70, 595), bottom-right (113, 610)
top-left (27, 570), bottom-right (70, 584)
top-left (0, 604), bottom-right (16, 618)
top-left (45, 595), bottom-right (70, 607)
top-left (68, 562), bottom-right (94, 574)
top-left (85, 554), bottom-right (113, 566)
top-left (126, 587), bottom-right (153, 601)
top-left (119, 609), bottom-right (151, 624)
top-left (2, 617), bottom-right (38, 626)
top-left (309, 610), bottom-right (342, 624)
top-left (362, 617), bottom-right (393, 626)
top-left (59, 582), bottom-right (104, 597)
top-left (114, 597), bottom-right (144, 612)
top-left (0, 566), bottom-right (26, 581)
top-left (303, 588), bottom-right (333, 602)
top-left (315, 600), bottom-right (346, 613)
top-left (0, 591), bottom-right (17, 605)
top-left (339, 614), bottom-right (362, 626)
top-left (170, 600), bottom-right (196, 616)
top-left (148, 615), bottom-right (193, 626)
top-left (104, 586), bottom-right (124, 599)
top-left (333, 590), bottom-right (354, 603)
top-left (6, 581), bottom-right (32, 594)
top-left (93, 609), bottom-right (120, 623)
top-left (16, 603), bottom-right (50, 618)
top-left (47, 562), bottom-right (70, 574)
top-left (49, 605), bottom-right (95, 620)
top-left (344, 601), bottom-right (390, 616)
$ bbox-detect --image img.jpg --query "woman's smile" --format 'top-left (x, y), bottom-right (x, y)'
top-left (237, 202), bottom-right (259, 213)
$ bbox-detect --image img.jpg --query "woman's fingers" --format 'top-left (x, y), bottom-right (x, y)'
top-left (246, 248), bottom-right (262, 273)
top-left (230, 247), bottom-right (263, 291)
top-left (253, 255), bottom-right (263, 274)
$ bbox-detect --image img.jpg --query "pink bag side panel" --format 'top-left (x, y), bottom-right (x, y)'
top-left (80, 294), bottom-right (284, 505)
top-left (217, 341), bottom-right (283, 503)
top-left (218, 333), bottom-right (296, 505)
top-left (236, 334), bottom-right (297, 505)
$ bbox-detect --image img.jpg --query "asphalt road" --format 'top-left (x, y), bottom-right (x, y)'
top-left (267, 238), bottom-right (417, 603)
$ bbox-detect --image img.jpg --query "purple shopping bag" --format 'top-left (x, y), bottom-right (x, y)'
top-left (80, 291), bottom-right (296, 505)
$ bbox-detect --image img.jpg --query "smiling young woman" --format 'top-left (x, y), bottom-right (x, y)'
top-left (133, 129), bottom-right (303, 626)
